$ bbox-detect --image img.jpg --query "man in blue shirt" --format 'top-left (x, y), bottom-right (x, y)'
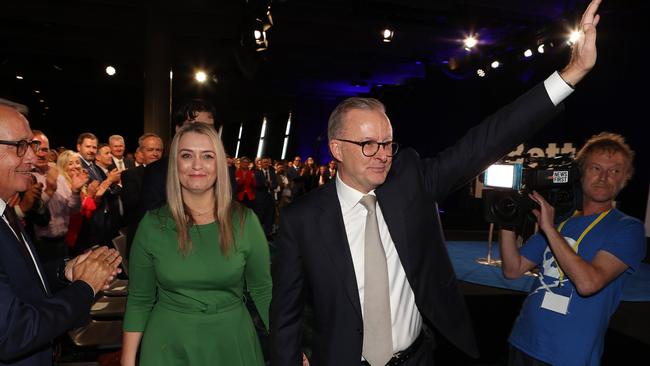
top-left (499, 132), bottom-right (646, 366)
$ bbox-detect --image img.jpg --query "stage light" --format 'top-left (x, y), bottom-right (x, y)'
top-left (537, 44), bottom-right (545, 54)
top-left (235, 123), bottom-right (243, 158)
top-left (254, 30), bottom-right (263, 41)
top-left (523, 49), bottom-right (533, 58)
top-left (105, 66), bottom-right (116, 76)
top-left (491, 61), bottom-right (500, 69)
top-left (281, 113), bottom-right (292, 160)
top-left (16, 75), bottom-right (24, 80)
top-left (477, 69), bottom-right (486, 77)
top-left (464, 36), bottom-right (478, 50)
top-left (256, 117), bottom-right (268, 158)
top-left (382, 28), bottom-right (394, 43)
top-left (567, 30), bottom-right (581, 45)
top-left (34, 90), bottom-right (40, 94)
top-left (170, 70), bottom-right (173, 80)
top-left (195, 71), bottom-right (207, 83)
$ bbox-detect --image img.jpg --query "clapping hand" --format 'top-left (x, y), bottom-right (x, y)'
top-left (66, 246), bottom-right (122, 295)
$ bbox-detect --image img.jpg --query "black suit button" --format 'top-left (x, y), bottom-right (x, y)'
top-left (357, 328), bottom-right (363, 334)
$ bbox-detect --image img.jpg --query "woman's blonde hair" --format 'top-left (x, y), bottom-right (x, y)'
top-left (56, 150), bottom-right (80, 186)
top-left (166, 122), bottom-right (243, 255)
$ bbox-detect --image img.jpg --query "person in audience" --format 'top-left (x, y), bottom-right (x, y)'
top-left (0, 103), bottom-right (121, 366)
top-left (109, 134), bottom-right (135, 171)
top-left (499, 132), bottom-right (646, 366)
top-left (235, 156), bottom-right (256, 208)
top-left (31, 131), bottom-right (86, 290)
top-left (121, 133), bottom-right (165, 256)
top-left (122, 122), bottom-right (271, 366)
top-left (269, 1), bottom-right (602, 364)
top-left (95, 143), bottom-right (116, 175)
top-left (253, 157), bottom-right (277, 238)
top-left (74, 133), bottom-right (122, 253)
top-left (57, 150), bottom-right (99, 251)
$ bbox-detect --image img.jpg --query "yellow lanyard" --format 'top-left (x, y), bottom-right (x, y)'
top-left (555, 209), bottom-right (611, 283)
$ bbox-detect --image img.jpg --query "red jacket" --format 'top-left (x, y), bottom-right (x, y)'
top-left (235, 169), bottom-right (256, 201)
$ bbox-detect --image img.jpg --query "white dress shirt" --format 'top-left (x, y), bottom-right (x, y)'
top-left (333, 72), bottom-right (573, 353)
top-left (113, 157), bottom-right (126, 171)
top-left (336, 176), bottom-right (422, 353)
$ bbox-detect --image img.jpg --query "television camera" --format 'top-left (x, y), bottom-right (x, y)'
top-left (482, 153), bottom-right (579, 230)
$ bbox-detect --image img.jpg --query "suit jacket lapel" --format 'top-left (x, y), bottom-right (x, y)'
top-left (0, 218), bottom-right (51, 295)
top-left (317, 183), bottom-right (363, 320)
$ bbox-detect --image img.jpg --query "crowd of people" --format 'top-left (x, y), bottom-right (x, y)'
top-left (1, 1), bottom-right (647, 366)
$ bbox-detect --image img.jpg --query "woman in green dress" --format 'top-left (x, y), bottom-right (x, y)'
top-left (121, 123), bottom-right (271, 365)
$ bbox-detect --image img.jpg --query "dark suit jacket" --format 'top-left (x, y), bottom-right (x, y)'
top-left (254, 169), bottom-right (278, 198)
top-left (76, 160), bottom-right (121, 252)
top-left (270, 82), bottom-right (563, 365)
top-left (121, 166), bottom-right (145, 254)
top-left (0, 209), bottom-right (94, 366)
top-left (140, 157), bottom-right (168, 214)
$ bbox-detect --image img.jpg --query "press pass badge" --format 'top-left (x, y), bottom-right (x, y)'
top-left (541, 291), bottom-right (570, 315)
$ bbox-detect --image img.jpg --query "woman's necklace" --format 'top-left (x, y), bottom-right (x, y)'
top-left (189, 207), bottom-right (213, 216)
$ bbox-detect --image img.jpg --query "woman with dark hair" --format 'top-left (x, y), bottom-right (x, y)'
top-left (122, 123), bottom-right (271, 365)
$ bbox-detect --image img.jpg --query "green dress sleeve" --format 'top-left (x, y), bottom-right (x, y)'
top-left (123, 212), bottom-right (158, 332)
top-left (241, 210), bottom-right (272, 330)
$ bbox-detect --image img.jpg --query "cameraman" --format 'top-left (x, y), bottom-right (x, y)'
top-left (499, 132), bottom-right (646, 366)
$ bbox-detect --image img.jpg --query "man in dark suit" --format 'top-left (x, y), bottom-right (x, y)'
top-left (109, 135), bottom-right (135, 172)
top-left (270, 2), bottom-right (601, 364)
top-left (254, 157), bottom-right (278, 238)
top-left (121, 133), bottom-right (164, 256)
top-left (75, 134), bottom-right (122, 252)
top-left (0, 103), bottom-right (121, 366)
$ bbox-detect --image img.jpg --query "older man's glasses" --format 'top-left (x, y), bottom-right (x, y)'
top-left (336, 138), bottom-right (399, 157)
top-left (0, 139), bottom-right (42, 157)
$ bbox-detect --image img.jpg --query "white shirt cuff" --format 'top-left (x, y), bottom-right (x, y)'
top-left (544, 71), bottom-right (574, 106)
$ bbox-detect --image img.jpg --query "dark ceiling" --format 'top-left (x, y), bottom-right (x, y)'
top-left (2, 0), bottom-right (649, 221)
top-left (0, 0), bottom-right (645, 146)
top-left (1, 0), bottom-right (591, 107)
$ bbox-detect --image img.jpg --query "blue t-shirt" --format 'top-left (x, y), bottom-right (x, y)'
top-left (509, 209), bottom-right (646, 366)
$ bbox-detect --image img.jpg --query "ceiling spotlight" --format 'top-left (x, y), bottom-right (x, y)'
top-left (382, 28), bottom-right (394, 43)
top-left (567, 30), bottom-right (581, 45)
top-left (195, 70), bottom-right (207, 83)
top-left (252, 20), bottom-right (268, 52)
top-left (16, 75), bottom-right (24, 80)
top-left (464, 36), bottom-right (478, 50)
top-left (523, 49), bottom-right (533, 58)
top-left (34, 90), bottom-right (40, 94)
top-left (39, 99), bottom-right (45, 103)
top-left (491, 61), bottom-right (500, 69)
top-left (105, 66), bottom-right (116, 76)
top-left (537, 44), bottom-right (545, 54)
top-left (477, 69), bottom-right (486, 77)
top-left (254, 30), bottom-right (263, 41)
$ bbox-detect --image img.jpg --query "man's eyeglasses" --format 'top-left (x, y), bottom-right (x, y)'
top-left (336, 138), bottom-right (399, 157)
top-left (0, 139), bottom-right (42, 157)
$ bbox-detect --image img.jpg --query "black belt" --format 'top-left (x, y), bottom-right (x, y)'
top-left (361, 331), bottom-right (425, 366)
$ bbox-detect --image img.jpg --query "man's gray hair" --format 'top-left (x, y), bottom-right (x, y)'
top-left (109, 135), bottom-right (125, 144)
top-left (327, 97), bottom-right (385, 140)
top-left (138, 132), bottom-right (162, 148)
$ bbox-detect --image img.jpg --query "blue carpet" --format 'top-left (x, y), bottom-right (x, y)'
top-left (447, 241), bottom-right (650, 302)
